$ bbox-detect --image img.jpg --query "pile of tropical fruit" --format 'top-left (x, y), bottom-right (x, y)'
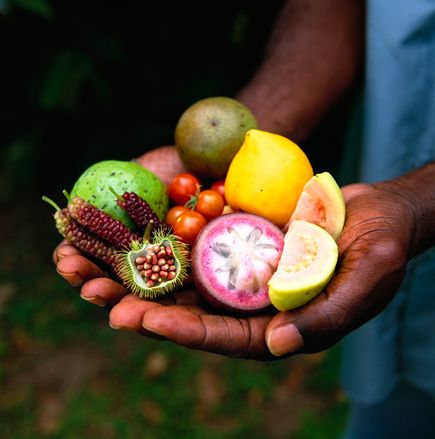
top-left (44, 97), bottom-right (345, 314)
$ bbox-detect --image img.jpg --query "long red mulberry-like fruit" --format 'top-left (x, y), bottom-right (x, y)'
top-left (66, 194), bottom-right (141, 249)
top-left (110, 188), bottom-right (170, 234)
top-left (43, 197), bottom-right (119, 269)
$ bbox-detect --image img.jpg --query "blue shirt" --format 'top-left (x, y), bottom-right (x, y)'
top-left (341, 0), bottom-right (435, 404)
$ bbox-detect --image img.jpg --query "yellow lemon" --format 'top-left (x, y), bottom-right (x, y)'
top-left (224, 129), bottom-right (313, 227)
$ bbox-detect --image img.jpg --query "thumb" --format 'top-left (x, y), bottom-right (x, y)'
top-left (265, 238), bottom-right (406, 357)
top-left (264, 294), bottom-right (347, 357)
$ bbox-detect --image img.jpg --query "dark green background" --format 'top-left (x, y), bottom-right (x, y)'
top-left (0, 1), bottom-right (350, 437)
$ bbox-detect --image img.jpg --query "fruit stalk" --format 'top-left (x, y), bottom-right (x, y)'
top-left (67, 195), bottom-right (141, 249)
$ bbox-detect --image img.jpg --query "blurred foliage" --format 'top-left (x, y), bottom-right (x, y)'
top-left (0, 0), bottom-right (287, 204)
top-left (0, 1), bottom-right (350, 437)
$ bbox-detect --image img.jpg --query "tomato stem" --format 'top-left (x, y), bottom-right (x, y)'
top-left (184, 185), bottom-right (201, 210)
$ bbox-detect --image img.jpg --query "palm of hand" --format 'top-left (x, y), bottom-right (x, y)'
top-left (55, 183), bottom-right (413, 359)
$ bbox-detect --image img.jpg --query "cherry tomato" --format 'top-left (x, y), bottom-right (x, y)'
top-left (172, 211), bottom-right (207, 245)
top-left (211, 180), bottom-right (226, 203)
top-left (195, 189), bottom-right (225, 221)
top-left (168, 173), bottom-right (200, 206)
top-left (165, 205), bottom-right (190, 226)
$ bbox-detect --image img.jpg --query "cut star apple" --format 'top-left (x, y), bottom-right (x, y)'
top-left (192, 213), bottom-right (284, 314)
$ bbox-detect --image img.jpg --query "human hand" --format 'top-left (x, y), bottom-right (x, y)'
top-left (55, 178), bottom-right (418, 360)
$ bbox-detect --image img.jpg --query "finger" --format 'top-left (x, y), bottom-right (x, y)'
top-left (109, 296), bottom-right (167, 338)
top-left (109, 291), bottom-right (205, 332)
top-left (141, 306), bottom-right (273, 359)
top-left (265, 237), bottom-right (406, 357)
top-left (133, 145), bottom-right (188, 188)
top-left (56, 254), bottom-right (107, 288)
top-left (53, 241), bottom-right (81, 264)
top-left (80, 277), bottom-right (129, 307)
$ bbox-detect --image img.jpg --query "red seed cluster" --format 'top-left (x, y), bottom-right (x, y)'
top-left (134, 244), bottom-right (177, 288)
top-left (68, 197), bottom-right (141, 248)
top-left (116, 192), bottom-right (170, 233)
top-left (55, 208), bottom-right (118, 268)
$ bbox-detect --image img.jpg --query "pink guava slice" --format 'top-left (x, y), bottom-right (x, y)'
top-left (268, 219), bottom-right (338, 311)
top-left (284, 172), bottom-right (345, 241)
top-left (192, 213), bottom-right (284, 314)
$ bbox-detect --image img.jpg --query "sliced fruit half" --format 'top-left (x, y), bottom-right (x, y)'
top-left (268, 219), bottom-right (338, 311)
top-left (285, 172), bottom-right (345, 241)
top-left (192, 213), bottom-right (284, 314)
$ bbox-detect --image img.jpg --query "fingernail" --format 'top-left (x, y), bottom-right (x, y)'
top-left (57, 269), bottom-right (83, 288)
top-left (109, 321), bottom-right (120, 329)
top-left (80, 295), bottom-right (107, 307)
top-left (267, 324), bottom-right (304, 357)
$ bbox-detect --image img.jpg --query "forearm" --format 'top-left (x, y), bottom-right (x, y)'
top-left (376, 162), bottom-right (435, 258)
top-left (237, 0), bottom-right (364, 142)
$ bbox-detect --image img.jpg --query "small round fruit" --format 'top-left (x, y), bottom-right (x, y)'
top-left (165, 205), bottom-right (190, 226)
top-left (211, 180), bottom-right (226, 203)
top-left (195, 189), bottom-right (225, 221)
top-left (175, 97), bottom-right (257, 179)
top-left (70, 160), bottom-right (169, 229)
top-left (172, 211), bottom-right (207, 245)
top-left (192, 213), bottom-right (284, 314)
top-left (168, 173), bottom-right (200, 206)
top-left (268, 220), bottom-right (338, 311)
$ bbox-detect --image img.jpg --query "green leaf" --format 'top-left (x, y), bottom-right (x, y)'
top-left (8, 0), bottom-right (54, 20)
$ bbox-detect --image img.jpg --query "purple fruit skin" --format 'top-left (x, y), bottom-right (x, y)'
top-left (192, 213), bottom-right (284, 315)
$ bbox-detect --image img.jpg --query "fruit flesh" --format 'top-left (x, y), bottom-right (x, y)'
top-left (268, 220), bottom-right (338, 311)
top-left (117, 235), bottom-right (189, 299)
top-left (70, 160), bottom-right (169, 229)
top-left (192, 213), bottom-right (284, 314)
top-left (225, 129), bottom-right (313, 228)
top-left (288, 172), bottom-right (346, 240)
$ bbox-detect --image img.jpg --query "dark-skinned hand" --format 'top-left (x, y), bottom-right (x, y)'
top-left (53, 148), bottom-right (416, 361)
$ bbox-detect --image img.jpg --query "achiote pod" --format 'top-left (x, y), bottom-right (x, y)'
top-left (115, 222), bottom-right (190, 299)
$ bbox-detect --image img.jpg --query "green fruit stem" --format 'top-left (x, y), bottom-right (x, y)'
top-left (143, 220), bottom-right (154, 242)
top-left (42, 195), bottom-right (61, 212)
top-left (62, 189), bottom-right (72, 203)
top-left (184, 186), bottom-right (202, 210)
top-left (109, 186), bottom-right (124, 202)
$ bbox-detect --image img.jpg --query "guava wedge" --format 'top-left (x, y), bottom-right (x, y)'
top-left (192, 213), bottom-right (284, 314)
top-left (285, 172), bottom-right (345, 241)
top-left (268, 219), bottom-right (338, 311)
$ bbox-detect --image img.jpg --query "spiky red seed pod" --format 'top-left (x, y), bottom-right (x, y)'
top-left (116, 192), bottom-right (170, 233)
top-left (68, 197), bottom-right (141, 249)
top-left (55, 208), bottom-right (119, 269)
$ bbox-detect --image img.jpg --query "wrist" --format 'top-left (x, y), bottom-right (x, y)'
top-left (375, 162), bottom-right (435, 258)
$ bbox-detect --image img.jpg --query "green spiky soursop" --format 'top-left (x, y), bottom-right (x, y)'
top-left (70, 160), bottom-right (169, 229)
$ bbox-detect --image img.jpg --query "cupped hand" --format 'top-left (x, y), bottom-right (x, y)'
top-left (54, 178), bottom-right (417, 360)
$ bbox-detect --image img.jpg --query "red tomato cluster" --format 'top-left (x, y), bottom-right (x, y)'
top-left (166, 173), bottom-right (226, 245)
